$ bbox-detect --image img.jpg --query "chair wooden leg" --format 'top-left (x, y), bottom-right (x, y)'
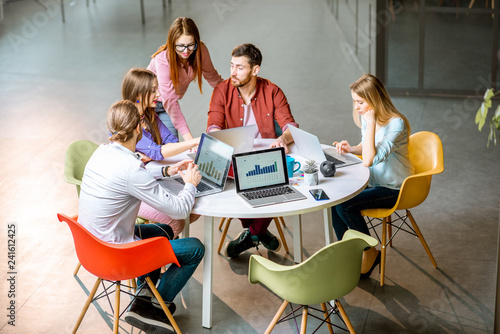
top-left (218, 217), bottom-right (226, 230)
top-left (273, 217), bottom-right (289, 253)
top-left (113, 282), bottom-right (121, 334)
top-left (279, 216), bottom-right (286, 227)
top-left (300, 306), bottom-right (308, 334)
top-left (265, 300), bottom-right (289, 334)
top-left (380, 217), bottom-right (387, 286)
top-left (73, 278), bottom-right (101, 334)
top-left (146, 277), bottom-right (182, 334)
top-left (407, 210), bottom-right (438, 267)
top-left (73, 262), bottom-right (82, 276)
top-left (335, 300), bottom-right (356, 334)
top-left (387, 215), bottom-right (393, 247)
top-left (321, 303), bottom-right (334, 334)
top-left (129, 278), bottom-right (137, 292)
top-left (217, 218), bottom-right (233, 253)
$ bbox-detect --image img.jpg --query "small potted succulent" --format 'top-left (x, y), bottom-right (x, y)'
top-left (303, 159), bottom-right (319, 186)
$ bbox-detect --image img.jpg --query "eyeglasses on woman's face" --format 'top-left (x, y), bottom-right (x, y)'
top-left (175, 43), bottom-right (197, 52)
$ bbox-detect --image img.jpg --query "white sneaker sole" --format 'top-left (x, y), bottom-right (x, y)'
top-left (125, 311), bottom-right (174, 334)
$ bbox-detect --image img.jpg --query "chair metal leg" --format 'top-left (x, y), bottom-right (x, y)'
top-left (73, 262), bottom-right (82, 276)
top-left (380, 217), bottom-right (387, 286)
top-left (113, 282), bottom-right (121, 334)
top-left (73, 278), bottom-right (101, 334)
top-left (320, 303), bottom-right (334, 334)
top-left (300, 306), bottom-right (308, 334)
top-left (217, 218), bottom-right (233, 253)
top-left (146, 277), bottom-right (182, 334)
top-left (265, 300), bottom-right (289, 334)
top-left (335, 300), bottom-right (356, 334)
top-left (273, 217), bottom-right (289, 253)
top-left (407, 210), bottom-right (438, 267)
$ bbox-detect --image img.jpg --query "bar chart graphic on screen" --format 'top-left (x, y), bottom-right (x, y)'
top-left (235, 150), bottom-right (286, 190)
top-left (199, 160), bottom-right (223, 182)
top-left (246, 162), bottom-right (278, 176)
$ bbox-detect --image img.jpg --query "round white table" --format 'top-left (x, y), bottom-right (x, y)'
top-left (150, 139), bottom-right (369, 328)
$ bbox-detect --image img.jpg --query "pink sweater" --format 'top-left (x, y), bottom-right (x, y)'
top-left (147, 43), bottom-right (223, 136)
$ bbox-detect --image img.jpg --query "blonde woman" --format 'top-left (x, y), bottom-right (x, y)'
top-left (331, 74), bottom-right (414, 278)
top-left (78, 100), bottom-right (204, 333)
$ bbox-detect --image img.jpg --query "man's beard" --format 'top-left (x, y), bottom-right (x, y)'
top-left (230, 74), bottom-right (252, 88)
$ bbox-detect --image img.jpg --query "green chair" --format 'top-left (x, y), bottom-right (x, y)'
top-left (248, 229), bottom-right (378, 334)
top-left (64, 140), bottom-right (99, 198)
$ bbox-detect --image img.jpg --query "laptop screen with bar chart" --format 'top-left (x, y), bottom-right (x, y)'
top-left (158, 133), bottom-right (233, 197)
top-left (195, 133), bottom-right (234, 187)
top-left (232, 147), bottom-right (306, 207)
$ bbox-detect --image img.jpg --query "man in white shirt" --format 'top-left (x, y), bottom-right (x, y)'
top-left (78, 100), bottom-right (204, 334)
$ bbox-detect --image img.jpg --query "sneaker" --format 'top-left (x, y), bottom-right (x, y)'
top-left (223, 228), bottom-right (259, 258)
top-left (151, 296), bottom-right (176, 315)
top-left (125, 297), bottom-right (174, 334)
top-left (257, 230), bottom-right (281, 252)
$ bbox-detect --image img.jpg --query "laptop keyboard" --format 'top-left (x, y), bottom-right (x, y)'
top-left (243, 186), bottom-right (295, 200)
top-left (174, 178), bottom-right (213, 192)
top-left (325, 152), bottom-right (345, 165)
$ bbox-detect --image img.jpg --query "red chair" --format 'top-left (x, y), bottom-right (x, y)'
top-left (58, 213), bottom-right (181, 334)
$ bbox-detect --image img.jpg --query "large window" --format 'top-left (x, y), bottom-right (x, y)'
top-left (327, 0), bottom-right (500, 96)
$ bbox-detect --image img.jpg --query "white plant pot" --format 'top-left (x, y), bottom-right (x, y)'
top-left (304, 172), bottom-right (319, 186)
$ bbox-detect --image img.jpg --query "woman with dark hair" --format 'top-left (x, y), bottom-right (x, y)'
top-left (331, 74), bottom-right (414, 278)
top-left (148, 17), bottom-right (223, 139)
top-left (122, 68), bottom-right (200, 162)
top-left (122, 68), bottom-right (201, 237)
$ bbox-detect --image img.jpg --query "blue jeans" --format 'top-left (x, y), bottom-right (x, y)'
top-left (155, 101), bottom-right (179, 138)
top-left (331, 186), bottom-right (400, 241)
top-left (134, 223), bottom-right (205, 302)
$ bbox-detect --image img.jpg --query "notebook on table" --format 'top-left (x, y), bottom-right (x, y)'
top-left (159, 133), bottom-right (234, 197)
top-left (288, 125), bottom-right (362, 168)
top-left (232, 147), bottom-right (306, 207)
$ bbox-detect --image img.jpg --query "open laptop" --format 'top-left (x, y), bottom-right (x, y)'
top-left (209, 125), bottom-right (256, 154)
top-left (288, 125), bottom-right (362, 168)
top-left (159, 133), bottom-right (234, 197)
top-left (187, 125), bottom-right (256, 160)
top-left (232, 147), bottom-right (306, 207)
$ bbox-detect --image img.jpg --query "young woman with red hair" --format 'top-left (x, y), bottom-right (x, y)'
top-left (148, 17), bottom-right (223, 140)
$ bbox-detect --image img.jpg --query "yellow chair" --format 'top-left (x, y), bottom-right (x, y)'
top-left (361, 131), bottom-right (444, 286)
top-left (217, 217), bottom-right (289, 253)
top-left (249, 229), bottom-right (378, 334)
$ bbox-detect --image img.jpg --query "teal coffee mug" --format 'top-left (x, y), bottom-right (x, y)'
top-left (286, 156), bottom-right (301, 178)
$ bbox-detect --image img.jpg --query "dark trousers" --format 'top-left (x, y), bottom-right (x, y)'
top-left (331, 186), bottom-right (400, 241)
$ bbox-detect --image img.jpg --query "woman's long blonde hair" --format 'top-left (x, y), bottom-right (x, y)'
top-left (121, 68), bottom-right (162, 145)
top-left (152, 17), bottom-right (203, 95)
top-left (350, 74), bottom-right (410, 137)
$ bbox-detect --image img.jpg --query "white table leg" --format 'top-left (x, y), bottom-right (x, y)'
top-left (182, 216), bottom-right (190, 238)
top-left (323, 208), bottom-right (333, 245)
top-left (202, 216), bottom-right (213, 328)
top-left (292, 215), bottom-right (302, 263)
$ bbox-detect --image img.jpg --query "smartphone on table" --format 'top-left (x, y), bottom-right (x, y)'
top-left (309, 188), bottom-right (329, 201)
